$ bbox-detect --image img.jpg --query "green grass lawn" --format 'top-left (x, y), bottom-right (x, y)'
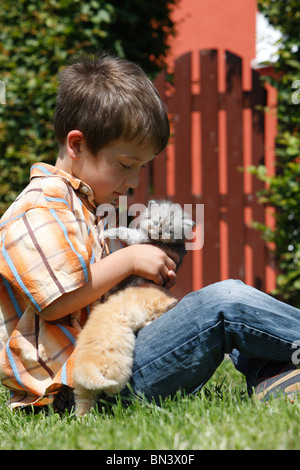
top-left (0, 359), bottom-right (299, 450)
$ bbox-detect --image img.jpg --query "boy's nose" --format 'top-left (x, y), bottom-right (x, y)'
top-left (124, 174), bottom-right (139, 190)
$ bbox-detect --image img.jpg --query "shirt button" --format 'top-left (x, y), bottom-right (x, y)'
top-left (81, 185), bottom-right (88, 194)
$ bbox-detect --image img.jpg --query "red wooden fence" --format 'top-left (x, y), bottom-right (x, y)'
top-left (128, 49), bottom-right (276, 299)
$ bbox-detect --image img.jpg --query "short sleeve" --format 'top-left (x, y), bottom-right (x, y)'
top-left (0, 206), bottom-right (93, 312)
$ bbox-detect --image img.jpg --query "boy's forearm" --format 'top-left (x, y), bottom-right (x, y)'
top-left (39, 248), bottom-right (133, 322)
top-left (39, 243), bottom-right (177, 322)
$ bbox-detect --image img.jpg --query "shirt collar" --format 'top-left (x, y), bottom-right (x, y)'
top-left (30, 163), bottom-right (96, 208)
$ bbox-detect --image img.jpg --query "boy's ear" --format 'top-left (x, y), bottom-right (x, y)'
top-left (67, 130), bottom-right (85, 160)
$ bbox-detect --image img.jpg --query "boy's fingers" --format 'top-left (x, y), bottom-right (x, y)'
top-left (155, 273), bottom-right (165, 286)
top-left (165, 270), bottom-right (177, 288)
top-left (164, 249), bottom-right (180, 268)
top-left (167, 257), bottom-right (177, 273)
top-left (158, 267), bottom-right (177, 288)
top-left (166, 269), bottom-right (176, 281)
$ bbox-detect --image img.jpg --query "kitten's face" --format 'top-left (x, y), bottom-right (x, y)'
top-left (139, 200), bottom-right (194, 243)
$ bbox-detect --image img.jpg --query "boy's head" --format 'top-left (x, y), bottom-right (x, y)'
top-left (54, 52), bottom-right (170, 157)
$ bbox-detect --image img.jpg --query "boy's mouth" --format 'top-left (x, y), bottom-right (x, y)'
top-left (112, 191), bottom-right (125, 199)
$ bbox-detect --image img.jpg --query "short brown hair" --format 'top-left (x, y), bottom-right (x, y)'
top-left (53, 52), bottom-right (170, 155)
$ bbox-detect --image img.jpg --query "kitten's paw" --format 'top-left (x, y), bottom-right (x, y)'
top-left (101, 379), bottom-right (120, 395)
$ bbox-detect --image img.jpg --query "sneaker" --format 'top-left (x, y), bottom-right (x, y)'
top-left (255, 363), bottom-right (300, 402)
top-left (52, 385), bottom-right (75, 413)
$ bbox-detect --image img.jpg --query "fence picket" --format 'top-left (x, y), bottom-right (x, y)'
top-left (153, 71), bottom-right (168, 199)
top-left (172, 52), bottom-right (194, 297)
top-left (173, 52), bottom-right (192, 203)
top-left (199, 49), bottom-right (221, 286)
top-left (224, 51), bottom-right (245, 280)
top-left (251, 68), bottom-right (267, 290)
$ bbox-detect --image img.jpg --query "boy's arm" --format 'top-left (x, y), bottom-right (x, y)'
top-left (39, 244), bottom-right (177, 322)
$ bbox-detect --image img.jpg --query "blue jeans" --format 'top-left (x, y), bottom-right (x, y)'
top-left (127, 280), bottom-right (300, 400)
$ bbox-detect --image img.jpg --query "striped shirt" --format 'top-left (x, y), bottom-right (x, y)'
top-left (0, 163), bottom-right (107, 408)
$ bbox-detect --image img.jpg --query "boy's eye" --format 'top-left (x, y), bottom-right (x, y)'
top-left (119, 161), bottom-right (147, 170)
top-left (120, 162), bottom-right (131, 169)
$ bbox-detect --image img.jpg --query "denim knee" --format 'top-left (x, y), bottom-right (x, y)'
top-left (192, 279), bottom-right (246, 307)
top-left (180, 279), bottom-right (251, 332)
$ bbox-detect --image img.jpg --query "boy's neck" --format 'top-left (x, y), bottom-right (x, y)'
top-left (55, 147), bottom-right (73, 175)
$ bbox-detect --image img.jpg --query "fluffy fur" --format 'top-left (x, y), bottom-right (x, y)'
top-left (72, 200), bottom-right (193, 415)
top-left (72, 285), bottom-right (177, 416)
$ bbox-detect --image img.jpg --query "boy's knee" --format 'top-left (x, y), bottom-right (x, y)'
top-left (200, 279), bottom-right (244, 296)
top-left (192, 279), bottom-right (247, 311)
top-left (218, 279), bottom-right (244, 289)
top-left (215, 279), bottom-right (248, 303)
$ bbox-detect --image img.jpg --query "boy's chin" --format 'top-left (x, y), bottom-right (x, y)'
top-left (113, 191), bottom-right (123, 198)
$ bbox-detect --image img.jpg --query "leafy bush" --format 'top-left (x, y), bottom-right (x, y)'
top-left (0, 0), bottom-right (177, 214)
top-left (252, 0), bottom-right (300, 305)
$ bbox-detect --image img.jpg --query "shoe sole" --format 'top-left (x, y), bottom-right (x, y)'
top-left (255, 368), bottom-right (300, 402)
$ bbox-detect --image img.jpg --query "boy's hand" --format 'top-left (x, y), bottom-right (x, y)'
top-left (128, 244), bottom-right (178, 288)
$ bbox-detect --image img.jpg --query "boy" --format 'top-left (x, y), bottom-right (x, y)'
top-left (0, 52), bottom-right (299, 412)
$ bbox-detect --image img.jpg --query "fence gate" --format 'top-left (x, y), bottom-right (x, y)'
top-left (128, 49), bottom-right (275, 299)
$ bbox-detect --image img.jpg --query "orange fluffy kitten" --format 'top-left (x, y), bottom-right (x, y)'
top-left (73, 286), bottom-right (177, 416)
top-left (72, 200), bottom-right (193, 415)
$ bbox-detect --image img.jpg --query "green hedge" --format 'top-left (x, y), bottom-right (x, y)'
top-left (0, 0), bottom-right (177, 214)
top-left (252, 0), bottom-right (300, 305)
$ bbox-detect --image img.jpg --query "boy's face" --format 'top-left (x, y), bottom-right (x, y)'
top-left (64, 135), bottom-right (156, 205)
